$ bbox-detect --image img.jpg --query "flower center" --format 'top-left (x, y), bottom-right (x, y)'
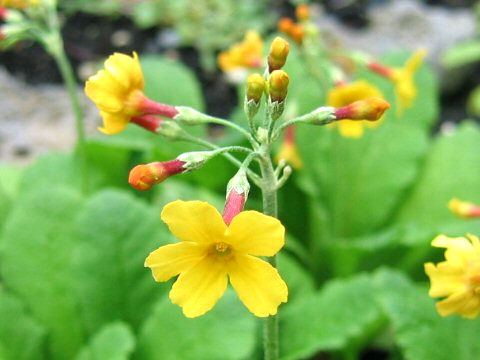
top-left (214, 242), bottom-right (231, 256)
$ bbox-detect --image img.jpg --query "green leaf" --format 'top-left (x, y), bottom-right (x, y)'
top-left (136, 290), bottom-right (257, 360)
top-left (75, 322), bottom-right (135, 360)
top-left (374, 268), bottom-right (480, 360)
top-left (72, 189), bottom-right (171, 334)
top-left (18, 153), bottom-right (81, 193)
top-left (0, 289), bottom-right (46, 360)
top-left (278, 251), bottom-right (315, 303)
top-left (298, 117), bottom-right (429, 238)
top-left (395, 122), bottom-right (480, 244)
top-left (280, 274), bottom-right (381, 360)
top-left (442, 40), bottom-right (480, 68)
top-left (0, 187), bottom-right (85, 360)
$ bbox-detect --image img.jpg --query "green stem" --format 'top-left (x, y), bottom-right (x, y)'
top-left (202, 115), bottom-right (258, 147)
top-left (51, 43), bottom-right (89, 194)
top-left (184, 135), bottom-right (262, 186)
top-left (43, 2), bottom-right (88, 193)
top-left (258, 147), bottom-right (280, 360)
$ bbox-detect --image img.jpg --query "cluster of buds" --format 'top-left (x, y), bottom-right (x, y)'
top-left (244, 37), bottom-right (290, 124)
top-left (277, 4), bottom-right (310, 45)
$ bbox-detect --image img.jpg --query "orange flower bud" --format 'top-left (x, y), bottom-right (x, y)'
top-left (278, 17), bottom-right (294, 34)
top-left (296, 4), bottom-right (310, 21)
top-left (246, 73), bottom-right (266, 103)
top-left (449, 198), bottom-right (480, 219)
top-left (334, 97), bottom-right (390, 121)
top-left (290, 24), bottom-right (305, 45)
top-left (268, 37), bottom-right (290, 72)
top-left (129, 160), bottom-right (185, 191)
top-left (269, 70), bottom-right (289, 102)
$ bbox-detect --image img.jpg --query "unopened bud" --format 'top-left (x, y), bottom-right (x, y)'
top-left (174, 106), bottom-right (214, 125)
top-left (223, 169), bottom-right (250, 225)
top-left (269, 70), bottom-right (289, 103)
top-left (290, 24), bottom-right (305, 45)
top-left (128, 160), bottom-right (186, 191)
top-left (334, 97), bottom-right (390, 121)
top-left (278, 17), bottom-right (294, 34)
top-left (246, 73), bottom-right (265, 103)
top-left (449, 198), bottom-right (480, 219)
top-left (268, 37), bottom-right (290, 72)
top-left (296, 4), bottom-right (310, 21)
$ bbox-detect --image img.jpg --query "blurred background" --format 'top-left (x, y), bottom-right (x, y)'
top-left (1, 0), bottom-right (479, 164)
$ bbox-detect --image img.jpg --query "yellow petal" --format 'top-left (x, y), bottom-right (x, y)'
top-left (275, 143), bottom-right (303, 169)
top-left (436, 290), bottom-right (471, 317)
top-left (425, 262), bottom-right (466, 297)
top-left (228, 254), bottom-right (288, 317)
top-left (145, 242), bottom-right (206, 282)
top-left (104, 53), bottom-right (137, 90)
top-left (227, 211), bottom-right (285, 256)
top-left (98, 112), bottom-right (129, 135)
top-left (85, 72), bottom-right (124, 113)
top-left (338, 120), bottom-right (364, 138)
top-left (405, 49), bottom-right (427, 75)
top-left (169, 255), bottom-right (228, 318)
top-left (161, 200), bottom-right (227, 245)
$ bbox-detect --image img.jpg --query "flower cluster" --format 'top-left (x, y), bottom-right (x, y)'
top-left (85, 35), bottom-right (391, 319)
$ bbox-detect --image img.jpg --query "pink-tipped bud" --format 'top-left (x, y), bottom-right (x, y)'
top-left (0, 7), bottom-right (8, 20)
top-left (223, 169), bottom-right (250, 225)
top-left (130, 114), bottom-right (164, 133)
top-left (449, 198), bottom-right (480, 219)
top-left (334, 97), bottom-right (390, 121)
top-left (128, 160), bottom-right (186, 191)
top-left (223, 190), bottom-right (246, 225)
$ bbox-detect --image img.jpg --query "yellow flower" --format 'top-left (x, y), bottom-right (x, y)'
top-left (276, 143), bottom-right (302, 170)
top-left (327, 80), bottom-right (384, 138)
top-left (425, 234), bottom-right (480, 319)
top-left (275, 126), bottom-right (302, 169)
top-left (389, 49), bottom-right (426, 114)
top-left (218, 31), bottom-right (263, 72)
top-left (448, 198), bottom-right (480, 219)
top-left (145, 200), bottom-right (288, 318)
top-left (85, 52), bottom-right (145, 134)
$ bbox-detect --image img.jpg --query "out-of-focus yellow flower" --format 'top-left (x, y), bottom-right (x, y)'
top-left (275, 126), bottom-right (302, 169)
top-left (425, 234), bottom-right (480, 319)
top-left (449, 198), bottom-right (480, 219)
top-left (390, 49), bottom-right (426, 114)
top-left (0, 0), bottom-right (38, 9)
top-left (145, 200), bottom-right (288, 318)
top-left (218, 31), bottom-right (263, 72)
top-left (85, 52), bottom-right (145, 134)
top-left (327, 80), bottom-right (384, 138)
